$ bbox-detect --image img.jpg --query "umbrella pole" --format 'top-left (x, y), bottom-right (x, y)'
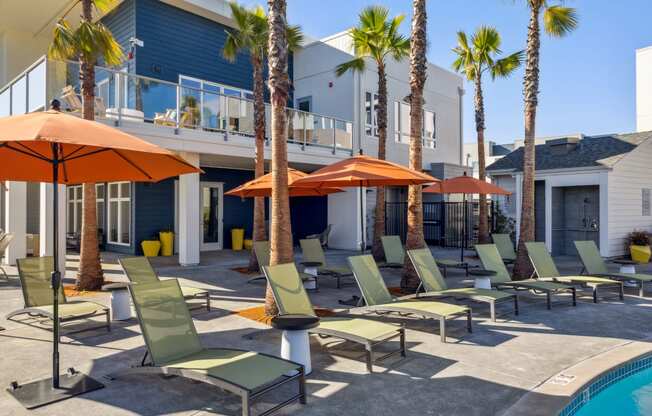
top-left (461, 193), bottom-right (466, 263)
top-left (51, 145), bottom-right (61, 389)
top-left (8, 143), bottom-right (104, 409)
top-left (359, 185), bottom-right (365, 253)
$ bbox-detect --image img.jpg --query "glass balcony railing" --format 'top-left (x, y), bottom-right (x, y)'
top-left (0, 57), bottom-right (354, 153)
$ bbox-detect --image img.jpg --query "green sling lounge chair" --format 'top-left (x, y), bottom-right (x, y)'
top-left (263, 262), bottom-right (406, 372)
top-left (575, 240), bottom-right (652, 297)
top-left (380, 235), bottom-right (405, 268)
top-left (435, 259), bottom-right (473, 278)
top-left (249, 241), bottom-right (316, 289)
top-left (492, 234), bottom-right (517, 264)
top-left (475, 244), bottom-right (576, 310)
top-left (119, 256), bottom-right (210, 311)
top-left (6, 257), bottom-right (110, 333)
top-left (300, 238), bottom-right (353, 289)
top-left (111, 279), bottom-right (305, 416)
top-left (348, 255), bottom-right (472, 343)
top-left (407, 248), bottom-right (518, 321)
top-left (525, 242), bottom-right (623, 303)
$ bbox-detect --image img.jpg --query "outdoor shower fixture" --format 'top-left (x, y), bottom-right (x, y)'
top-left (582, 196), bottom-right (599, 230)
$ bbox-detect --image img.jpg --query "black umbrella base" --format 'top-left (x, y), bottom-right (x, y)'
top-left (8, 370), bottom-right (104, 409)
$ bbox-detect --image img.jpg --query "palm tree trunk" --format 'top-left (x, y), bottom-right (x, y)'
top-left (371, 62), bottom-right (388, 259)
top-left (513, 4), bottom-right (541, 279)
top-left (402, 0), bottom-right (427, 290)
top-left (475, 74), bottom-right (490, 244)
top-left (77, 0), bottom-right (103, 290)
top-left (266, 0), bottom-right (292, 315)
top-left (249, 55), bottom-right (267, 272)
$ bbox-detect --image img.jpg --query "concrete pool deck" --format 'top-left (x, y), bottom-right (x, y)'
top-left (1, 247), bottom-right (651, 416)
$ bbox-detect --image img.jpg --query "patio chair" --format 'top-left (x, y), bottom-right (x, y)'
top-left (60, 85), bottom-right (106, 116)
top-left (574, 240), bottom-right (652, 297)
top-left (380, 235), bottom-right (405, 268)
top-left (111, 279), bottom-right (305, 416)
top-left (248, 241), bottom-right (315, 289)
top-left (0, 233), bottom-right (14, 280)
top-left (263, 262), bottom-right (406, 372)
top-left (299, 238), bottom-right (353, 289)
top-left (6, 257), bottom-right (110, 333)
top-left (119, 256), bottom-right (210, 312)
top-left (153, 109), bottom-right (176, 126)
top-left (492, 234), bottom-right (517, 264)
top-left (525, 242), bottom-right (623, 303)
top-left (407, 248), bottom-right (518, 321)
top-left (306, 224), bottom-right (332, 248)
top-left (475, 244), bottom-right (576, 310)
top-left (348, 255), bottom-right (472, 343)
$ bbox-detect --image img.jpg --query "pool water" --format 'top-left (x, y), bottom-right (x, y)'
top-left (575, 367), bottom-right (652, 415)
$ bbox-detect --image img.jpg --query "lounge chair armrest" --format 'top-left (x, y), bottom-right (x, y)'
top-left (395, 293), bottom-right (419, 301)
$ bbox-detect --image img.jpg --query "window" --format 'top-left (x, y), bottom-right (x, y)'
top-left (643, 189), bottom-right (651, 216)
top-left (67, 184), bottom-right (107, 237)
top-left (108, 182), bottom-right (131, 245)
top-left (365, 92), bottom-right (379, 137)
top-left (394, 101), bottom-right (436, 149)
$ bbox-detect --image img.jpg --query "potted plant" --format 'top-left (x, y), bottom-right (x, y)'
top-left (627, 230), bottom-right (651, 263)
top-left (141, 234), bottom-right (161, 257)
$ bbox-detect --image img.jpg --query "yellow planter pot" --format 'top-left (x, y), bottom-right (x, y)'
top-left (231, 229), bottom-right (245, 251)
top-left (159, 231), bottom-right (174, 257)
top-left (630, 245), bottom-right (651, 263)
top-left (141, 240), bottom-right (161, 257)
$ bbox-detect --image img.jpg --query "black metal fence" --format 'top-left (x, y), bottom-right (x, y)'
top-left (386, 201), bottom-right (495, 248)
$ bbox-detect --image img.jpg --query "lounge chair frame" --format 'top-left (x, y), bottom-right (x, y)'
top-left (119, 257), bottom-right (211, 312)
top-left (575, 240), bottom-right (650, 297)
top-left (406, 248), bottom-right (518, 322)
top-left (476, 244), bottom-right (577, 310)
top-left (114, 349), bottom-right (306, 416)
top-left (263, 263), bottom-right (406, 372)
top-left (6, 257), bottom-right (110, 334)
top-left (525, 242), bottom-right (624, 303)
top-left (300, 239), bottom-right (354, 289)
top-left (348, 255), bottom-right (472, 343)
top-left (110, 280), bottom-right (305, 416)
top-left (0, 233), bottom-right (13, 280)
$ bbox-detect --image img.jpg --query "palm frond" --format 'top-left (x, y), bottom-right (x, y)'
top-left (48, 19), bottom-right (78, 60)
top-left (93, 0), bottom-right (118, 14)
top-left (335, 57), bottom-right (365, 77)
top-left (94, 22), bottom-right (123, 66)
top-left (287, 24), bottom-right (304, 52)
top-left (223, 29), bottom-right (241, 62)
top-left (543, 5), bottom-right (578, 37)
top-left (490, 50), bottom-right (524, 79)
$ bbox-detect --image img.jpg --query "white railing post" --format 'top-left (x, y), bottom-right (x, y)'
top-left (332, 117), bottom-right (336, 154)
top-left (116, 72), bottom-right (123, 126)
top-left (224, 95), bottom-right (229, 141)
top-left (175, 84), bottom-right (181, 133)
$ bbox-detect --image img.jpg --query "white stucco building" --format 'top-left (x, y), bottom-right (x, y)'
top-left (637, 45), bottom-right (652, 132)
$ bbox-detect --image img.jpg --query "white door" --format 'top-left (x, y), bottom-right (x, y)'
top-left (200, 182), bottom-right (223, 251)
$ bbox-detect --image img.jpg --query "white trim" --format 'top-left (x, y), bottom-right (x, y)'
top-left (107, 181), bottom-right (131, 246)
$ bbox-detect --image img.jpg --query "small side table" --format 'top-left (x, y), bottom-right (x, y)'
top-left (468, 269), bottom-right (496, 290)
top-left (271, 314), bottom-right (320, 375)
top-left (613, 259), bottom-right (638, 287)
top-left (102, 282), bottom-right (132, 321)
top-left (301, 261), bottom-right (322, 291)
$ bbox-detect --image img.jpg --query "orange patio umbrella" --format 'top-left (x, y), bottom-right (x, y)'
top-left (225, 168), bottom-right (344, 198)
top-left (423, 173), bottom-right (510, 261)
top-left (0, 107), bottom-right (200, 408)
top-left (292, 155), bottom-right (438, 252)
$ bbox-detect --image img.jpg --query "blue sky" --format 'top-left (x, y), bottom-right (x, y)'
top-left (242, 0), bottom-right (652, 144)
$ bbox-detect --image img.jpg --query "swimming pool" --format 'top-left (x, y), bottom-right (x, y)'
top-left (560, 355), bottom-right (652, 416)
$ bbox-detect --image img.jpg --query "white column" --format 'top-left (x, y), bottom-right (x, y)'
top-left (178, 152), bottom-right (200, 266)
top-left (39, 183), bottom-right (67, 273)
top-left (3, 181), bottom-right (27, 265)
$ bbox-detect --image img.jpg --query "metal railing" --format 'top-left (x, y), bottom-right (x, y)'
top-left (0, 57), bottom-right (354, 153)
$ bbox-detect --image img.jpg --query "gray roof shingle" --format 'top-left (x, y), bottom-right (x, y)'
top-left (486, 131), bottom-right (652, 172)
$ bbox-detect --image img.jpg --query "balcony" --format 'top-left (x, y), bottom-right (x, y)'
top-left (0, 57), bottom-right (354, 155)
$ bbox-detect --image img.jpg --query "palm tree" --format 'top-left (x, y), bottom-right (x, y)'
top-left (335, 6), bottom-right (410, 259)
top-left (452, 27), bottom-right (523, 245)
top-left (266, 0), bottom-right (292, 316)
top-left (223, 2), bottom-right (302, 273)
top-left (513, 1), bottom-right (577, 279)
top-left (401, 0), bottom-right (427, 290)
top-left (49, 0), bottom-right (123, 290)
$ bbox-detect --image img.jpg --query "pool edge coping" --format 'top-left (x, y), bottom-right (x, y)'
top-left (501, 340), bottom-right (652, 416)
